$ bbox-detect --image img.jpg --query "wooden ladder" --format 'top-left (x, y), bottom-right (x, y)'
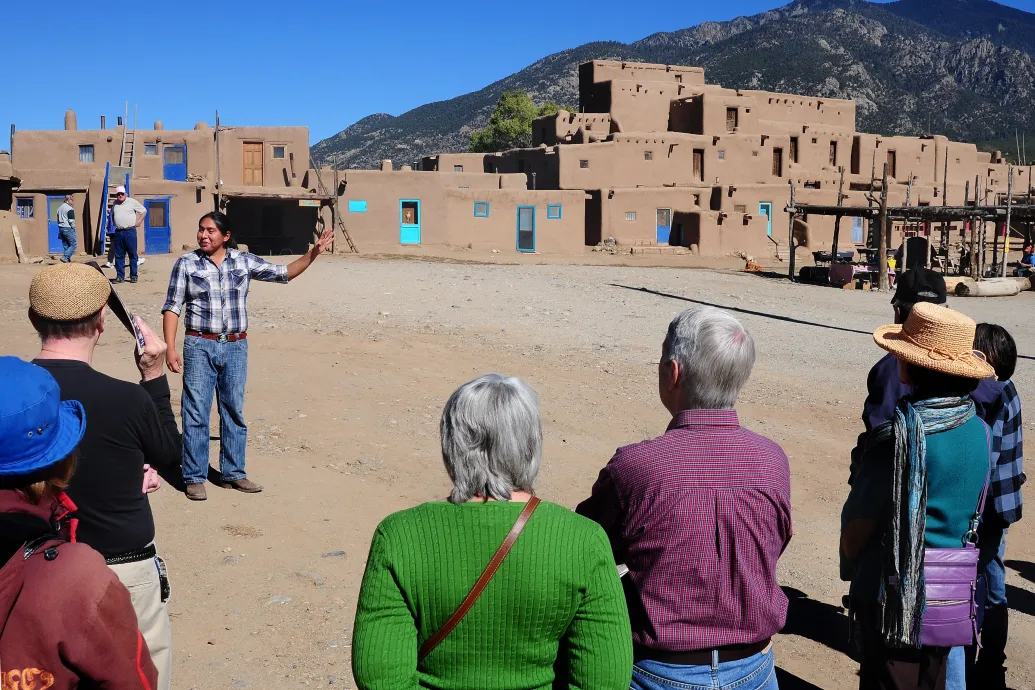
top-left (309, 158), bottom-right (357, 253)
top-left (118, 104), bottom-right (137, 175)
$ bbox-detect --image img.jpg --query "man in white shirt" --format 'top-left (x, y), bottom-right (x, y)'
top-left (56, 194), bottom-right (77, 263)
top-left (110, 186), bottom-right (146, 284)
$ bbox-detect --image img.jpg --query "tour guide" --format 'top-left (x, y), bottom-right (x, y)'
top-left (162, 211), bottom-right (333, 501)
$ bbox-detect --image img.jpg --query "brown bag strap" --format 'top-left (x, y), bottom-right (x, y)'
top-left (418, 496), bottom-right (541, 662)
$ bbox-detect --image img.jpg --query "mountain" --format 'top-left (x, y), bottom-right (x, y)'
top-left (312, 0), bottom-right (1035, 169)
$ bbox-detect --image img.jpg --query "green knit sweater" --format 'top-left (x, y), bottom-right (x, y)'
top-left (351, 500), bottom-right (632, 690)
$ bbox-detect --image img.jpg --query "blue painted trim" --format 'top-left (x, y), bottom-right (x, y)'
top-left (547, 203), bottom-right (562, 219)
top-left (46, 194), bottom-right (66, 253)
top-left (15, 197), bottom-right (34, 219)
top-left (143, 197), bottom-right (173, 254)
top-left (400, 199), bottom-right (421, 245)
top-left (348, 199), bottom-right (367, 213)
top-left (759, 202), bottom-right (773, 237)
top-left (516, 205), bottom-right (536, 253)
top-left (162, 144), bottom-right (187, 182)
top-left (474, 201), bottom-right (490, 217)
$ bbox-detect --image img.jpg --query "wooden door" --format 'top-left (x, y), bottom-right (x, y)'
top-left (243, 142), bottom-right (263, 186)
top-left (829, 141), bottom-right (838, 167)
top-left (789, 137), bottom-right (799, 164)
top-left (726, 108), bottom-right (737, 132)
top-left (693, 149), bottom-right (704, 182)
top-left (772, 148), bottom-right (783, 177)
top-left (887, 150), bottom-right (897, 179)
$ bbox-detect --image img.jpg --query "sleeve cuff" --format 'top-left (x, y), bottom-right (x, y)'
top-left (140, 375), bottom-right (171, 397)
top-left (161, 304), bottom-right (182, 315)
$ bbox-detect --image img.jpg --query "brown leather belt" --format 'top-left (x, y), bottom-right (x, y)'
top-left (634, 639), bottom-right (771, 666)
top-left (186, 330), bottom-right (247, 342)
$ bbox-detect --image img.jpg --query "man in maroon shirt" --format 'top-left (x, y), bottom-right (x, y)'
top-left (578, 305), bottom-right (792, 690)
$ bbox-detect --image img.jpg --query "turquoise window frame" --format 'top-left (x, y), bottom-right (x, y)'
top-left (474, 201), bottom-right (490, 217)
top-left (348, 200), bottom-right (367, 213)
top-left (547, 204), bottom-right (562, 219)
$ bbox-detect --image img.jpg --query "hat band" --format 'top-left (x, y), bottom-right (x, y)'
top-left (902, 332), bottom-right (987, 365)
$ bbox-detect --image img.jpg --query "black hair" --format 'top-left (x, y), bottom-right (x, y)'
top-left (974, 323), bottom-right (1017, 381)
top-left (199, 211), bottom-right (237, 249)
top-left (905, 363), bottom-right (980, 398)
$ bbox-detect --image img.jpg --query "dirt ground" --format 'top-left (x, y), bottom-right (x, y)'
top-left (1, 252), bottom-right (1033, 690)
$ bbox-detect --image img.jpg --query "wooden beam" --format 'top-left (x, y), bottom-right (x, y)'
top-left (11, 225), bottom-right (24, 263)
top-left (831, 167), bottom-right (845, 258)
top-left (1002, 167), bottom-right (1014, 277)
top-left (787, 180), bottom-right (796, 281)
top-left (877, 163), bottom-right (890, 292)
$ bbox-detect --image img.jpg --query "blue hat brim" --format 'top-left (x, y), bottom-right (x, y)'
top-left (0, 399), bottom-right (86, 476)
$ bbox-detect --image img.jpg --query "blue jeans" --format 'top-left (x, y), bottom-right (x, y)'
top-left (112, 228), bottom-right (138, 280)
top-left (58, 226), bottom-right (77, 261)
top-left (181, 336), bottom-right (249, 485)
top-left (631, 647), bottom-right (778, 690)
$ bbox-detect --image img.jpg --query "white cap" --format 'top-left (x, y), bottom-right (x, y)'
top-left (115, 186), bottom-right (126, 195)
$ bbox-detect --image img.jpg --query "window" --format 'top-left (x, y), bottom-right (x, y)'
top-left (15, 198), bottom-right (34, 219)
top-left (718, 151), bottom-right (726, 160)
top-left (348, 200), bottom-right (367, 213)
top-left (734, 204), bottom-right (747, 213)
top-left (625, 211), bottom-right (637, 221)
top-left (453, 165), bottom-right (464, 173)
top-left (644, 151), bottom-right (653, 161)
top-left (272, 146), bottom-right (285, 159)
top-left (164, 146), bottom-right (185, 164)
top-left (579, 159), bottom-right (589, 169)
top-left (78, 145), bottom-right (94, 163)
top-left (547, 204), bottom-right (562, 219)
top-left (144, 143), bottom-right (158, 156)
top-left (474, 201), bottom-right (490, 217)
top-left (146, 201), bottom-right (167, 227)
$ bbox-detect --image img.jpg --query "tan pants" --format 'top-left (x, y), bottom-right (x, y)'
top-left (108, 552), bottom-right (172, 690)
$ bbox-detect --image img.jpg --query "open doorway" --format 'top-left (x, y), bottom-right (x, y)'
top-left (223, 197), bottom-right (319, 255)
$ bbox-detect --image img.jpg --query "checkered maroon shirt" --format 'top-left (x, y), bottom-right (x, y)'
top-left (576, 409), bottom-right (792, 651)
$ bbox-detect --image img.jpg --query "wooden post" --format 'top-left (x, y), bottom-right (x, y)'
top-left (1001, 167), bottom-right (1014, 277)
top-left (903, 173), bottom-right (913, 269)
top-left (877, 163), bottom-right (890, 292)
top-left (788, 180), bottom-right (796, 281)
top-left (831, 167), bottom-right (845, 257)
top-left (214, 110), bottom-right (222, 211)
top-left (332, 167), bottom-right (339, 255)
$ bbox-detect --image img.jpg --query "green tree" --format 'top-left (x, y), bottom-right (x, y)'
top-left (470, 90), bottom-right (566, 153)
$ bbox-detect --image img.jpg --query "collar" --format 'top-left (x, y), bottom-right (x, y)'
top-left (667, 409), bottom-right (741, 431)
top-left (195, 248), bottom-right (236, 266)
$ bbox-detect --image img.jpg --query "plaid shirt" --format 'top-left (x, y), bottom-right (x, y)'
top-left (981, 380), bottom-right (1025, 527)
top-left (576, 410), bottom-right (793, 651)
top-left (161, 249), bottom-right (288, 334)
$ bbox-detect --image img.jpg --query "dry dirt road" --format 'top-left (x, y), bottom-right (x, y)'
top-left (1, 253), bottom-right (1033, 690)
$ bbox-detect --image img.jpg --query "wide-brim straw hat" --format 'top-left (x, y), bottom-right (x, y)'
top-left (29, 263), bottom-right (110, 321)
top-left (873, 302), bottom-right (995, 380)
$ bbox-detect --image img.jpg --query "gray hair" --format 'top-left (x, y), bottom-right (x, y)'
top-left (661, 306), bottom-right (756, 410)
top-left (440, 374), bottom-right (542, 504)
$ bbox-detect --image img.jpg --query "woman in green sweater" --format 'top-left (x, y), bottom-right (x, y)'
top-left (352, 374), bottom-right (632, 690)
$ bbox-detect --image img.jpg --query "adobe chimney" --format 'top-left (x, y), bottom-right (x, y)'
top-left (64, 110), bottom-right (77, 131)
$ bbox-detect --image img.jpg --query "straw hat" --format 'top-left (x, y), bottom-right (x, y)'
top-left (29, 263), bottom-right (110, 321)
top-left (873, 302), bottom-right (995, 380)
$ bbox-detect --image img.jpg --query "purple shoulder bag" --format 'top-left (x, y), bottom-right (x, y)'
top-left (919, 427), bottom-right (992, 648)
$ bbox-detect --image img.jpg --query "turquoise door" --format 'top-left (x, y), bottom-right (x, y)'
top-left (656, 208), bottom-right (672, 244)
top-left (759, 202), bottom-right (773, 236)
top-left (516, 206), bottom-right (536, 252)
top-left (400, 200), bottom-right (421, 244)
top-left (47, 195), bottom-right (65, 253)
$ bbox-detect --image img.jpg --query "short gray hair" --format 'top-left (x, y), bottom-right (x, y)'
top-left (661, 306), bottom-right (755, 410)
top-left (440, 374), bottom-right (542, 504)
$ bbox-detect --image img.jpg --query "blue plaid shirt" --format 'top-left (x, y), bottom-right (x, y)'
top-left (982, 380), bottom-right (1025, 527)
top-left (162, 249), bottom-right (288, 334)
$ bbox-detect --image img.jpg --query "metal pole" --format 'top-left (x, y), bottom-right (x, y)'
top-left (877, 163), bottom-right (890, 292)
top-left (831, 167), bottom-right (845, 258)
top-left (788, 180), bottom-right (797, 281)
top-left (1002, 167), bottom-right (1014, 278)
top-left (215, 110), bottom-right (222, 211)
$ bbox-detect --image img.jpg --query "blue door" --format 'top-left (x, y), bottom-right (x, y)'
top-left (46, 195), bottom-right (65, 253)
top-left (656, 208), bottom-right (672, 244)
top-left (517, 206), bottom-right (536, 252)
top-left (144, 198), bottom-right (171, 254)
top-left (163, 145), bottom-right (187, 182)
top-left (759, 202), bottom-right (773, 236)
top-left (400, 200), bottom-right (421, 244)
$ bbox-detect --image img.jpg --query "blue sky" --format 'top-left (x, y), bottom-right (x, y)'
top-left (5, 0), bottom-right (1032, 144)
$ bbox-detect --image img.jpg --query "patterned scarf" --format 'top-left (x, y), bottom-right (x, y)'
top-left (869, 395), bottom-right (975, 648)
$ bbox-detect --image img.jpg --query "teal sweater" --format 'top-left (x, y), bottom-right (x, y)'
top-left (351, 500), bottom-right (633, 690)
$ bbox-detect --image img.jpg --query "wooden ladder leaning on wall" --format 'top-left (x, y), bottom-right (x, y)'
top-left (309, 157), bottom-right (357, 253)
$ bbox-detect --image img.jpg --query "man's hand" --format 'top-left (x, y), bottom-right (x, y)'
top-left (142, 464), bottom-right (161, 494)
top-left (134, 317), bottom-right (168, 381)
top-left (313, 225), bottom-right (334, 257)
top-left (166, 347), bottom-right (182, 374)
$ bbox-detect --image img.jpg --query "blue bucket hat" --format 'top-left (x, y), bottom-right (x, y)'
top-left (0, 357), bottom-right (86, 476)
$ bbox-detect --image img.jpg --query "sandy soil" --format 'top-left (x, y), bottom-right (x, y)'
top-left (1, 253), bottom-right (1033, 690)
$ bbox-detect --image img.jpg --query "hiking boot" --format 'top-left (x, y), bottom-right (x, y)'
top-left (221, 478), bottom-right (263, 493)
top-left (185, 483), bottom-right (207, 501)
top-left (129, 277), bottom-right (138, 283)
top-left (111, 278), bottom-right (124, 284)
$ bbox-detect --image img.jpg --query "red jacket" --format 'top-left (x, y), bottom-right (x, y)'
top-left (0, 489), bottom-right (158, 690)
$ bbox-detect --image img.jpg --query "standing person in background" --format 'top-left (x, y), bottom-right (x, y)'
top-left (28, 263), bottom-right (181, 690)
top-left (578, 306), bottom-right (792, 690)
top-left (970, 324), bottom-right (1025, 689)
top-left (162, 211), bottom-right (333, 500)
top-left (0, 357), bottom-right (158, 690)
top-left (56, 194), bottom-right (77, 263)
top-left (110, 186), bottom-right (145, 284)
